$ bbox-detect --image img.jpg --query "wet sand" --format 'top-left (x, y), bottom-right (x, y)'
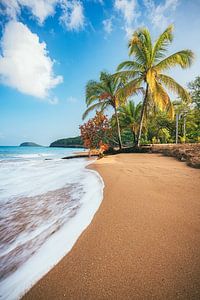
top-left (23, 153), bottom-right (200, 299)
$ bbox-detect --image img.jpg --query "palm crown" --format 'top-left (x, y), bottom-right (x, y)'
top-left (83, 72), bottom-right (126, 148)
top-left (118, 101), bottom-right (142, 144)
top-left (116, 25), bottom-right (194, 145)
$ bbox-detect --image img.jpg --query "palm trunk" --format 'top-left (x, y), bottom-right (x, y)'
top-left (137, 84), bottom-right (149, 147)
top-left (114, 106), bottom-right (122, 150)
top-left (175, 113), bottom-right (179, 144)
top-left (183, 115), bottom-right (186, 142)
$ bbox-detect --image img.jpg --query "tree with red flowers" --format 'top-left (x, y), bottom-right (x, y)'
top-left (79, 112), bottom-right (111, 153)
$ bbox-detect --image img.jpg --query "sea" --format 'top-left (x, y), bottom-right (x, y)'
top-left (0, 146), bottom-right (104, 300)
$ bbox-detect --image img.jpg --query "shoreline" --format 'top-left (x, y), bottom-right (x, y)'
top-left (0, 157), bottom-right (104, 300)
top-left (23, 153), bottom-right (200, 299)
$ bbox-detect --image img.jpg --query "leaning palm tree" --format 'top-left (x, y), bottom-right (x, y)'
top-left (119, 101), bottom-right (142, 144)
top-left (83, 72), bottom-right (128, 149)
top-left (116, 25), bottom-right (194, 146)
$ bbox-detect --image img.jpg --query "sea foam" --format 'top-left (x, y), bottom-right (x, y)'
top-left (0, 148), bottom-right (104, 300)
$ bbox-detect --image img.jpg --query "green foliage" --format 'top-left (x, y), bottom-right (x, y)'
top-left (115, 25), bottom-right (194, 145)
top-left (20, 142), bottom-right (42, 147)
top-left (81, 25), bottom-right (198, 147)
top-left (118, 101), bottom-right (142, 143)
top-left (188, 76), bottom-right (200, 109)
top-left (50, 137), bottom-right (83, 148)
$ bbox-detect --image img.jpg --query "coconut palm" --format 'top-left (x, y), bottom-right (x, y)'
top-left (83, 72), bottom-right (129, 149)
top-left (116, 25), bottom-right (194, 146)
top-left (119, 101), bottom-right (142, 143)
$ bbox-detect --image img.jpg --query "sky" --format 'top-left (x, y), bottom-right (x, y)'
top-left (0, 0), bottom-right (200, 146)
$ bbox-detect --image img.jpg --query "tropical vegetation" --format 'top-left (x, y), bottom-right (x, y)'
top-left (81, 25), bottom-right (198, 152)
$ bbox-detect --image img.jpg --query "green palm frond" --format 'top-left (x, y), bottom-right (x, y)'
top-left (155, 50), bottom-right (194, 71)
top-left (82, 101), bottom-right (110, 120)
top-left (86, 81), bottom-right (104, 104)
top-left (117, 60), bottom-right (143, 71)
top-left (128, 31), bottom-right (147, 64)
top-left (159, 74), bottom-right (191, 103)
top-left (116, 78), bottom-right (143, 101)
top-left (139, 27), bottom-right (152, 65)
top-left (152, 25), bottom-right (174, 63)
top-left (113, 70), bottom-right (140, 82)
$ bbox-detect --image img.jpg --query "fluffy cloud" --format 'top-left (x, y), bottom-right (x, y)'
top-left (0, 21), bottom-right (63, 98)
top-left (102, 18), bottom-right (113, 34)
top-left (115, 0), bottom-right (136, 24)
top-left (0, 0), bottom-right (58, 24)
top-left (60, 0), bottom-right (85, 31)
top-left (0, 0), bottom-right (85, 30)
top-left (144, 0), bottom-right (179, 29)
top-left (114, 0), bottom-right (138, 36)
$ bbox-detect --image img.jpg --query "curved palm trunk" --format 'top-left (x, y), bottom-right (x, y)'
top-left (114, 106), bottom-right (122, 150)
top-left (137, 84), bottom-right (149, 147)
top-left (183, 115), bottom-right (186, 142)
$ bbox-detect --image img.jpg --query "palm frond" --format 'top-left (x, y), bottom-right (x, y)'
top-left (128, 31), bottom-right (147, 64)
top-left (153, 80), bottom-right (174, 118)
top-left (155, 50), bottom-right (194, 71)
top-left (139, 27), bottom-right (152, 65)
top-left (116, 78), bottom-right (143, 102)
top-left (85, 81), bottom-right (103, 104)
top-left (113, 70), bottom-right (140, 82)
top-left (152, 25), bottom-right (174, 63)
top-left (82, 101), bottom-right (109, 120)
top-left (117, 60), bottom-right (143, 71)
top-left (159, 74), bottom-right (191, 103)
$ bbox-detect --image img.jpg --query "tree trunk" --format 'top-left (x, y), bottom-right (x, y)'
top-left (114, 106), bottom-right (122, 150)
top-left (183, 115), bottom-right (186, 142)
top-left (137, 84), bottom-right (149, 147)
top-left (175, 113), bottom-right (179, 144)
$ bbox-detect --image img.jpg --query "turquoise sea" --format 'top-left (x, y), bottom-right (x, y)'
top-left (0, 146), bottom-right (104, 300)
top-left (0, 145), bottom-right (79, 161)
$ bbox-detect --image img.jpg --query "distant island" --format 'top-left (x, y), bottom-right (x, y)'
top-left (20, 142), bottom-right (42, 147)
top-left (50, 136), bottom-right (84, 148)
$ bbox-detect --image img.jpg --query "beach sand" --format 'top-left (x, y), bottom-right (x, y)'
top-left (23, 153), bottom-right (200, 299)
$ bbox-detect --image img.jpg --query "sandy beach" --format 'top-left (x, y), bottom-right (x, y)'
top-left (23, 153), bottom-right (200, 299)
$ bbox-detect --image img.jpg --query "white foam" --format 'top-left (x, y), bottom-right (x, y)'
top-left (0, 160), bottom-right (104, 300)
top-left (0, 158), bottom-right (90, 201)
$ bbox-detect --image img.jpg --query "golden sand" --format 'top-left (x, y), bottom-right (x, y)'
top-left (24, 153), bottom-right (200, 299)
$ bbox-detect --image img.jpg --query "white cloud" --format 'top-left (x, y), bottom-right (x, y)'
top-left (114, 0), bottom-right (138, 37)
top-left (115, 0), bottom-right (136, 24)
top-left (0, 0), bottom-right (86, 30)
top-left (0, 0), bottom-right (21, 20)
top-left (102, 18), bottom-right (113, 34)
top-left (144, 0), bottom-right (179, 30)
top-left (59, 0), bottom-right (85, 31)
top-left (0, 21), bottom-right (63, 98)
top-left (0, 0), bottom-right (59, 24)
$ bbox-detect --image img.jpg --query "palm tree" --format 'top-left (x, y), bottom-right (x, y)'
top-left (116, 25), bottom-right (194, 146)
top-left (83, 72), bottom-right (127, 149)
top-left (119, 101), bottom-right (142, 144)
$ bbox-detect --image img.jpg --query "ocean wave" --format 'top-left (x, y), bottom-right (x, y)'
top-left (0, 157), bottom-right (104, 300)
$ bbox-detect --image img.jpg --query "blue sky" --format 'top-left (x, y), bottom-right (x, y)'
top-left (0, 0), bottom-right (200, 146)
